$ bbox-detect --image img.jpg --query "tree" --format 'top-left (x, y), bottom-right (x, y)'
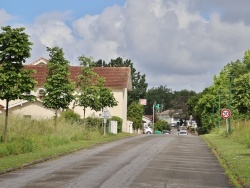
top-left (95, 57), bottom-right (148, 106)
top-left (42, 46), bottom-right (75, 128)
top-left (75, 55), bottom-right (118, 119)
top-left (127, 102), bottom-right (144, 130)
top-left (232, 73), bottom-right (250, 116)
top-left (145, 86), bottom-right (173, 115)
top-left (154, 119), bottom-right (170, 132)
top-left (98, 78), bottom-right (118, 111)
top-left (0, 26), bottom-right (36, 142)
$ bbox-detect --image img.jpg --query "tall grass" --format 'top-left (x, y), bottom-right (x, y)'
top-left (0, 115), bottom-right (102, 157)
top-left (212, 119), bottom-right (250, 148)
top-left (203, 119), bottom-right (250, 187)
top-left (230, 120), bottom-right (250, 147)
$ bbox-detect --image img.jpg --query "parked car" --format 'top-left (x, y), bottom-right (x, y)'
top-left (162, 130), bottom-right (171, 134)
top-left (178, 130), bottom-right (188, 135)
top-left (170, 123), bottom-right (176, 127)
top-left (143, 126), bottom-right (153, 134)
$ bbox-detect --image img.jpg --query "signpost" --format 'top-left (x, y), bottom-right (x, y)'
top-left (221, 108), bottom-right (231, 133)
top-left (221, 108), bottom-right (231, 119)
top-left (100, 107), bottom-right (111, 136)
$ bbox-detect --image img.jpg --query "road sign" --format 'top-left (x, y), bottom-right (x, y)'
top-left (100, 107), bottom-right (111, 119)
top-left (221, 109), bottom-right (231, 119)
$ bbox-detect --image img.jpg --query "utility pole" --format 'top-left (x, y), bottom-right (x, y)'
top-left (228, 75), bottom-right (233, 133)
top-left (218, 89), bottom-right (221, 128)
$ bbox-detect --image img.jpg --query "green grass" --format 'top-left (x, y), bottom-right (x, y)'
top-left (202, 122), bottom-right (250, 188)
top-left (0, 132), bottom-right (134, 173)
top-left (0, 115), bottom-right (135, 174)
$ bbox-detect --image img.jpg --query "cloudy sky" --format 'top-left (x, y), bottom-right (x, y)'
top-left (1, 0), bottom-right (250, 92)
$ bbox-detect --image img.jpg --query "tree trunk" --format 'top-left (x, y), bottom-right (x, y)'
top-left (4, 99), bottom-right (9, 143)
top-left (83, 108), bottom-right (86, 119)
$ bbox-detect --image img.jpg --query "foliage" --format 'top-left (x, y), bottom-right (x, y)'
top-left (60, 110), bottom-right (81, 123)
top-left (95, 57), bottom-right (148, 106)
top-left (75, 55), bottom-right (118, 119)
top-left (145, 86), bottom-right (173, 115)
top-left (0, 26), bottom-right (36, 142)
top-left (85, 116), bottom-right (102, 131)
top-left (187, 49), bottom-right (250, 133)
top-left (232, 72), bottom-right (250, 116)
top-left (202, 121), bottom-right (250, 187)
top-left (153, 119), bottom-right (170, 132)
top-left (42, 46), bottom-right (75, 128)
top-left (110, 116), bottom-right (123, 133)
top-left (0, 115), bottom-right (132, 162)
top-left (127, 102), bottom-right (144, 130)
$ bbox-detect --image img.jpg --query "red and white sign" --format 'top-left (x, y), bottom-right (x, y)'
top-left (221, 109), bottom-right (231, 119)
top-left (139, 99), bottom-right (147, 105)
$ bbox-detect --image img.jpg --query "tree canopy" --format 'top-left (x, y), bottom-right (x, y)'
top-left (95, 57), bottom-right (148, 106)
top-left (0, 26), bottom-right (36, 142)
top-left (42, 46), bottom-right (75, 128)
top-left (187, 49), bottom-right (250, 134)
top-left (75, 55), bottom-right (118, 119)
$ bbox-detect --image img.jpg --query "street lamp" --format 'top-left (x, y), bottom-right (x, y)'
top-left (228, 75), bottom-right (233, 133)
top-left (217, 89), bottom-right (221, 128)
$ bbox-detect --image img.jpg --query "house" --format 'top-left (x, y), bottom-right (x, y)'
top-left (142, 115), bottom-right (152, 127)
top-left (0, 58), bottom-right (132, 132)
top-left (158, 109), bottom-right (182, 124)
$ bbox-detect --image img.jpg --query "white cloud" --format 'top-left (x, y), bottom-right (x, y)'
top-left (0, 9), bottom-right (14, 25)
top-left (1, 0), bottom-right (250, 92)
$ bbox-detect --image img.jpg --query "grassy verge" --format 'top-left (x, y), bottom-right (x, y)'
top-left (0, 132), bottom-right (135, 174)
top-left (202, 133), bottom-right (250, 188)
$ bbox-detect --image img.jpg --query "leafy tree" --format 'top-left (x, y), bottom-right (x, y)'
top-left (0, 26), bottom-right (36, 142)
top-left (145, 86), bottom-right (173, 115)
top-left (233, 72), bottom-right (250, 116)
top-left (95, 57), bottom-right (148, 106)
top-left (243, 49), bottom-right (250, 70)
top-left (98, 78), bottom-right (118, 111)
top-left (154, 119), bottom-right (170, 132)
top-left (187, 50), bottom-right (250, 133)
top-left (42, 46), bottom-right (75, 128)
top-left (75, 55), bottom-right (117, 119)
top-left (127, 102), bottom-right (144, 130)
top-left (75, 55), bottom-right (98, 119)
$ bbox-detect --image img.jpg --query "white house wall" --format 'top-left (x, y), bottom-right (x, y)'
top-left (72, 88), bottom-right (128, 131)
top-left (0, 88), bottom-right (129, 132)
top-left (9, 101), bottom-right (55, 119)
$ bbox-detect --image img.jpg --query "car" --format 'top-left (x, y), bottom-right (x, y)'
top-left (162, 130), bottom-right (171, 134)
top-left (170, 123), bottom-right (176, 127)
top-left (143, 126), bottom-right (153, 134)
top-left (178, 130), bottom-right (188, 135)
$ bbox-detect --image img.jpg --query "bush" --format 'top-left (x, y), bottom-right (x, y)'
top-left (85, 117), bottom-right (102, 130)
top-left (110, 116), bottom-right (123, 133)
top-left (154, 119), bottom-right (170, 132)
top-left (60, 110), bottom-right (81, 123)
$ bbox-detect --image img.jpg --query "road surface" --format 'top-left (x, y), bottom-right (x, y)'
top-left (0, 134), bottom-right (233, 188)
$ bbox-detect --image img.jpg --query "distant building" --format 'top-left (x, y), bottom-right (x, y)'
top-left (158, 109), bottom-right (182, 124)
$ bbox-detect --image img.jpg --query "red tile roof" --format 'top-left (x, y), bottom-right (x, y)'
top-left (24, 65), bottom-right (132, 89)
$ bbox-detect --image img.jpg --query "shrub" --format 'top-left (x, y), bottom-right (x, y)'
top-left (154, 119), bottom-right (170, 132)
top-left (60, 110), bottom-right (81, 123)
top-left (110, 116), bottom-right (123, 133)
top-left (85, 117), bottom-right (102, 130)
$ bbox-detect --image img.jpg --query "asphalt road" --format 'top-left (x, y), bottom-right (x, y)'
top-left (0, 134), bottom-right (234, 188)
